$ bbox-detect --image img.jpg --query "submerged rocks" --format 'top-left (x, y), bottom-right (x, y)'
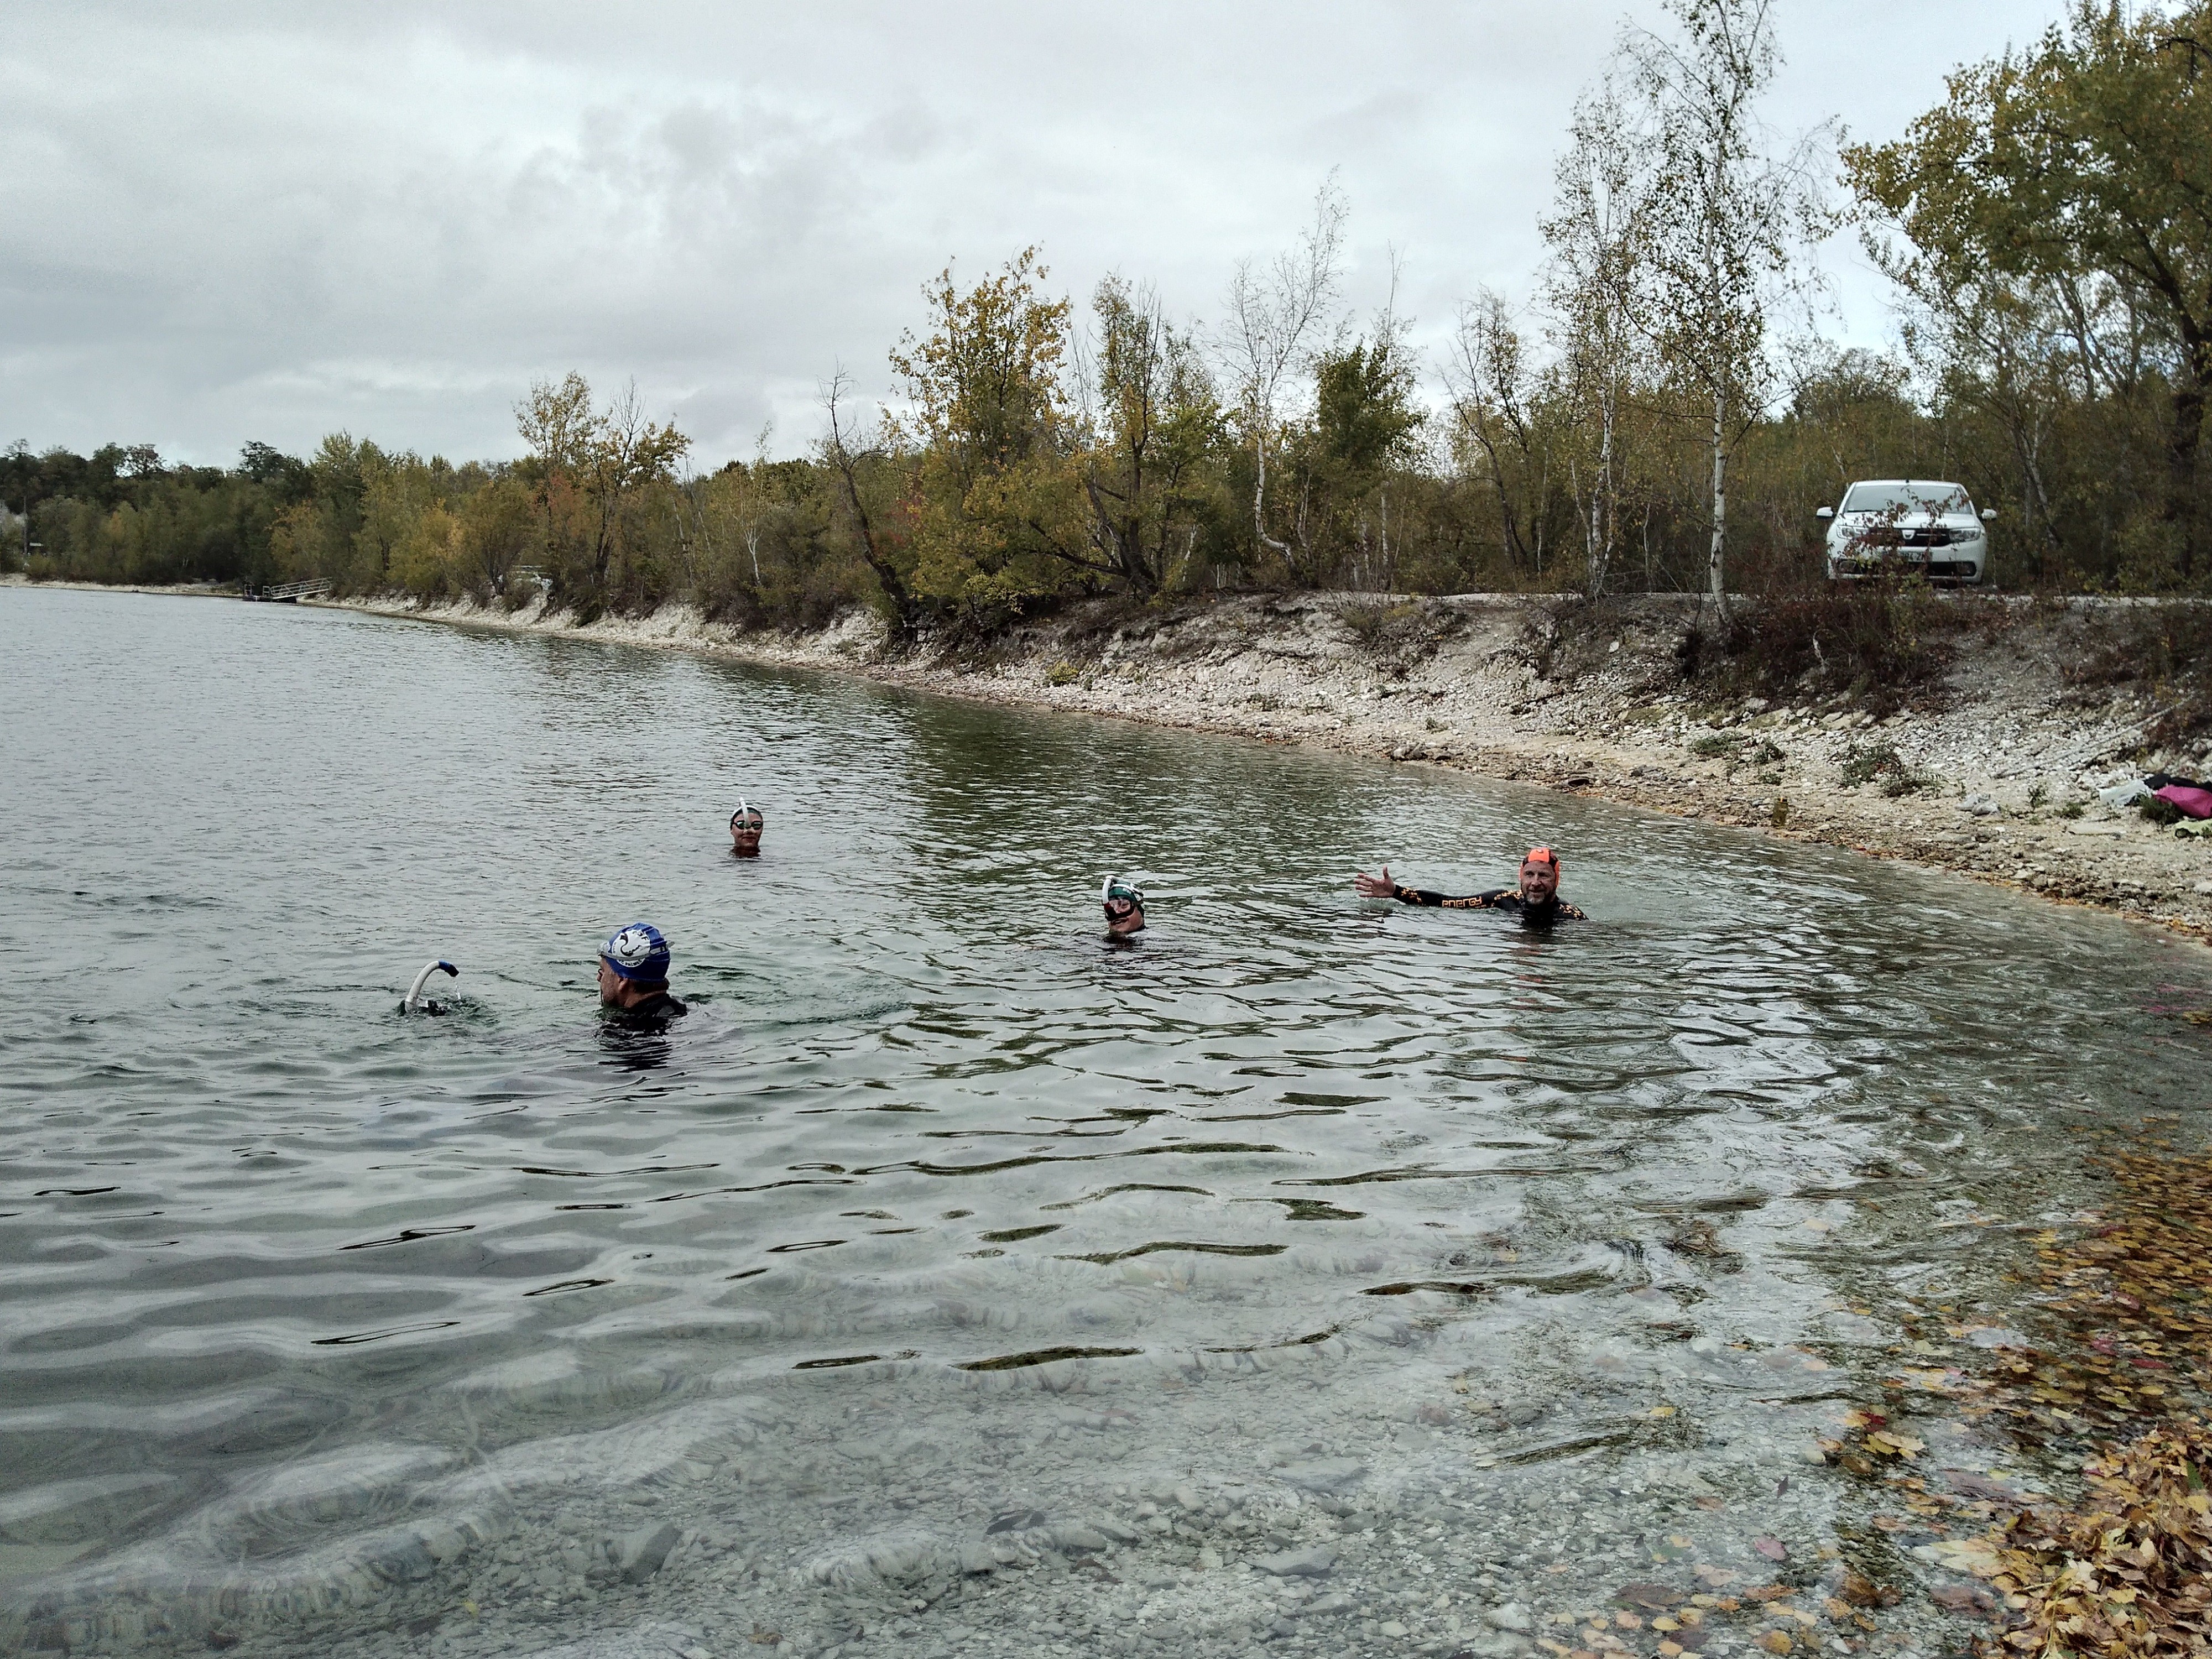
top-left (1251, 1543), bottom-right (1336, 1578)
top-left (617, 1521), bottom-right (680, 1584)
top-left (1273, 1458), bottom-right (1367, 1494)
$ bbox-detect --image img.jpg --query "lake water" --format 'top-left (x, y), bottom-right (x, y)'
top-left (1, 586), bottom-right (2203, 1659)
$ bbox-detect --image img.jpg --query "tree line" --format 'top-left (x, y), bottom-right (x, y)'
top-left (6, 0), bottom-right (2206, 618)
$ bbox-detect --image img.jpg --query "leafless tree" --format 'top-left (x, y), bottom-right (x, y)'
top-left (1220, 178), bottom-right (1348, 573)
top-left (1446, 290), bottom-right (1546, 577)
top-left (822, 368), bottom-right (922, 638)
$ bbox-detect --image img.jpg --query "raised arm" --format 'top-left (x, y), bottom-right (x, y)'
top-left (1352, 865), bottom-right (1499, 909)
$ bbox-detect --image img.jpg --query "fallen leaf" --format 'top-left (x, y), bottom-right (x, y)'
top-left (1759, 1632), bottom-right (1794, 1655)
top-left (1752, 1537), bottom-right (1787, 1562)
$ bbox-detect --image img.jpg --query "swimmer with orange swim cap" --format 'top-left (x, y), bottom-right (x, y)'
top-left (1352, 846), bottom-right (1585, 922)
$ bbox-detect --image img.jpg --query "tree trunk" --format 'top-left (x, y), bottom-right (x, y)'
top-left (830, 452), bottom-right (922, 638)
top-left (2165, 335), bottom-right (2206, 581)
top-left (1588, 385), bottom-right (1615, 601)
top-left (1252, 430), bottom-right (1294, 568)
top-left (1081, 477), bottom-right (1158, 596)
top-left (1708, 387), bottom-right (1728, 611)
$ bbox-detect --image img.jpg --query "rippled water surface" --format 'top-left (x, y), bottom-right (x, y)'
top-left (2, 587), bottom-right (2205, 1656)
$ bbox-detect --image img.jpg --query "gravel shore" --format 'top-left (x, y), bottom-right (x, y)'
top-left (330, 588), bottom-right (2212, 942)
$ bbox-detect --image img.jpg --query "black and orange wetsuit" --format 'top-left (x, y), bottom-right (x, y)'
top-left (1388, 883), bottom-right (1586, 921)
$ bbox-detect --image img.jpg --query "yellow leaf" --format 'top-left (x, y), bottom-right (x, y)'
top-left (1649, 1405), bottom-right (1677, 1418)
top-left (1760, 1632), bottom-right (1794, 1655)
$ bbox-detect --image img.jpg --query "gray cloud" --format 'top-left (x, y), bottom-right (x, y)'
top-left (1, 1), bottom-right (2069, 468)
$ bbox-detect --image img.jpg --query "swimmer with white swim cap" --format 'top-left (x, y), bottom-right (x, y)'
top-left (729, 800), bottom-right (764, 857)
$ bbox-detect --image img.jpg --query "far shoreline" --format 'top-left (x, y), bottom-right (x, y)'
top-left (13, 575), bottom-right (2212, 946)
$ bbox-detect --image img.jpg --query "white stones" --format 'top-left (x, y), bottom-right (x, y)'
top-left (1273, 1459), bottom-right (1367, 1494)
top-left (618, 1521), bottom-right (681, 1584)
top-left (1252, 1545), bottom-right (1336, 1578)
top-left (1488, 1601), bottom-right (1535, 1632)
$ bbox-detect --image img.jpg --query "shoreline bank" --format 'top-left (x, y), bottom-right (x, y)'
top-left (307, 587), bottom-right (2212, 943)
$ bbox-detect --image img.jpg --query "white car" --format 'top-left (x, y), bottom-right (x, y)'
top-left (1817, 479), bottom-right (1996, 583)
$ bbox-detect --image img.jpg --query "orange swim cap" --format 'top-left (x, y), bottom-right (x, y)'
top-left (1525, 846), bottom-right (1559, 870)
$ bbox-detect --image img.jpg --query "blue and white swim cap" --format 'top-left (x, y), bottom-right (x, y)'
top-left (600, 922), bottom-right (671, 982)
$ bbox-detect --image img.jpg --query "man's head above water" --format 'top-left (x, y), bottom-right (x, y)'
top-left (729, 801), bottom-right (764, 856)
top-left (1350, 843), bottom-right (1580, 920)
top-left (597, 921), bottom-right (672, 1009)
top-left (1100, 874), bottom-right (1146, 937)
top-left (1519, 846), bottom-right (1560, 905)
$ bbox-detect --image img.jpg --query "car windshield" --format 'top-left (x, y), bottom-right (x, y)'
top-left (1842, 482), bottom-right (1972, 515)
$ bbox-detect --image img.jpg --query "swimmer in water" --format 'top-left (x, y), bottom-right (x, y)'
top-left (597, 922), bottom-right (689, 1024)
top-left (1353, 846), bottom-right (1586, 922)
top-left (729, 801), bottom-right (764, 857)
top-left (1101, 874), bottom-right (1146, 938)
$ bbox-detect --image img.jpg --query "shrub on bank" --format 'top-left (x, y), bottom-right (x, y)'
top-left (1678, 586), bottom-right (1977, 716)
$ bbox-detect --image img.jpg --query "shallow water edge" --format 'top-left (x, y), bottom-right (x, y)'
top-left (318, 588), bottom-right (2212, 944)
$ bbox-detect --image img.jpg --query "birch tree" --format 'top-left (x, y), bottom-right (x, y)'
top-left (1541, 77), bottom-right (1650, 598)
top-left (1626, 0), bottom-right (1825, 608)
top-left (1221, 179), bottom-right (1347, 580)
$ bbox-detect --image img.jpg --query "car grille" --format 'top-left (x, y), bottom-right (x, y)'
top-left (1857, 526), bottom-right (1953, 548)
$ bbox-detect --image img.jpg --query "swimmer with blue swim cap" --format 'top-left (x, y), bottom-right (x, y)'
top-left (596, 922), bottom-right (688, 1024)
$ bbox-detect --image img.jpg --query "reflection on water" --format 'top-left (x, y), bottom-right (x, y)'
top-left (0, 587), bottom-right (2205, 1653)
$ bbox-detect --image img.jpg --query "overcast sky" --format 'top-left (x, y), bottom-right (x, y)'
top-left (2, 1), bottom-right (2070, 471)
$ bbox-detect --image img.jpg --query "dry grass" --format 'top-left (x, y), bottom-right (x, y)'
top-left (1677, 587), bottom-right (1983, 716)
top-left (2060, 603), bottom-right (2212, 750)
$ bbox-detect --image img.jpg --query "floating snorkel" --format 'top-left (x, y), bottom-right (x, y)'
top-left (403, 959), bottom-right (458, 1016)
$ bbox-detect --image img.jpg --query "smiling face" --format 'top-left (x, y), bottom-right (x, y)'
top-left (729, 811), bottom-right (763, 854)
top-left (1520, 854), bottom-right (1559, 904)
top-left (1103, 895), bottom-right (1145, 936)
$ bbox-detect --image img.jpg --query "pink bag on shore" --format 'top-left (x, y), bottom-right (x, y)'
top-left (2154, 785), bottom-right (2212, 818)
